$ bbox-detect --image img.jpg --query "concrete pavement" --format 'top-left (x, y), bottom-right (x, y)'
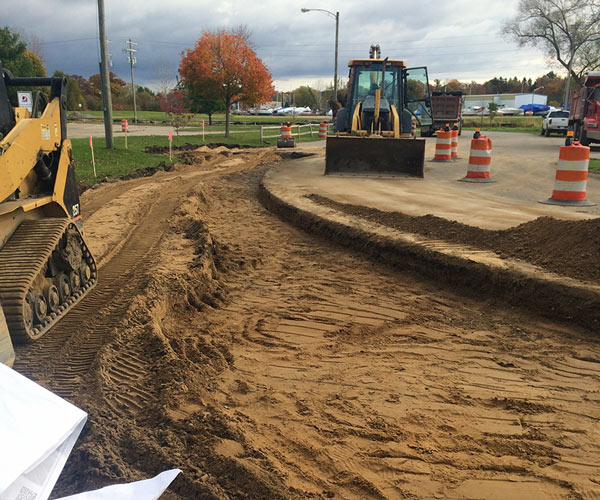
top-left (288, 131), bottom-right (600, 229)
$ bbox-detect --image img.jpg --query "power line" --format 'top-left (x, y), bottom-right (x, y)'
top-left (40, 37), bottom-right (97, 45)
top-left (259, 47), bottom-right (529, 59)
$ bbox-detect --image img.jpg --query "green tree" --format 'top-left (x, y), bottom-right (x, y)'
top-left (503, 0), bottom-right (600, 105)
top-left (292, 86), bottom-right (320, 108)
top-left (53, 71), bottom-right (85, 111)
top-left (135, 87), bottom-right (160, 111)
top-left (187, 90), bottom-right (225, 125)
top-left (0, 26), bottom-right (45, 77)
top-left (24, 50), bottom-right (45, 76)
top-left (89, 72), bottom-right (128, 109)
top-left (488, 102), bottom-right (499, 124)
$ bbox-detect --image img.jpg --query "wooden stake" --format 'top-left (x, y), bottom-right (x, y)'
top-left (89, 136), bottom-right (97, 177)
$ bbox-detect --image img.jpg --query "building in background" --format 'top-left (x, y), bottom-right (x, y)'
top-left (463, 93), bottom-right (548, 113)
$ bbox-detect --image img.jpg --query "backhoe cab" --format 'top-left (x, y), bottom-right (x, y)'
top-left (326, 45), bottom-right (432, 176)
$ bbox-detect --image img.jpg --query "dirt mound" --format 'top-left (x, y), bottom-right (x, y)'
top-left (144, 143), bottom-right (258, 155)
top-left (308, 194), bottom-right (600, 283)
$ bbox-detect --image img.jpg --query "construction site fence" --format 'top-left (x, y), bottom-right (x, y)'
top-left (259, 122), bottom-right (332, 142)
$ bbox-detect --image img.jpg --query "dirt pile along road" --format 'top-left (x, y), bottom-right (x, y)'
top-left (12, 145), bottom-right (600, 499)
top-left (308, 194), bottom-right (600, 283)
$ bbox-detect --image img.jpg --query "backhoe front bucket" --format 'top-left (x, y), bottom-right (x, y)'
top-left (325, 136), bottom-right (425, 177)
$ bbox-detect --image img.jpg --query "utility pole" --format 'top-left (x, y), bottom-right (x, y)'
top-left (334, 11), bottom-right (339, 105)
top-left (124, 39), bottom-right (138, 123)
top-left (97, 0), bottom-right (113, 148)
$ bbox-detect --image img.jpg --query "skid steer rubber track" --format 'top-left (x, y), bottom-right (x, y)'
top-left (325, 136), bottom-right (425, 177)
top-left (0, 218), bottom-right (97, 343)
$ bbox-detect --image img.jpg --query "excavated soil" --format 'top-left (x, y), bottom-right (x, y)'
top-left (11, 148), bottom-right (600, 499)
top-left (309, 194), bottom-right (600, 283)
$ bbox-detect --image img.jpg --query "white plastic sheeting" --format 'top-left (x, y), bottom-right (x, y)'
top-left (0, 363), bottom-right (180, 500)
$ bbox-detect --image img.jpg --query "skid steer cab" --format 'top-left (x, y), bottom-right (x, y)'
top-left (326, 44), bottom-right (433, 177)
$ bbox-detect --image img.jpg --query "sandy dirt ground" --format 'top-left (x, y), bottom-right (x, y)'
top-left (10, 143), bottom-right (600, 499)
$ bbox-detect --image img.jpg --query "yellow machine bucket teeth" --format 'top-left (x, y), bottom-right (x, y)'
top-left (325, 136), bottom-right (425, 177)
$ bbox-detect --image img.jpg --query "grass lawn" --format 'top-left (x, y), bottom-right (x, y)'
top-left (462, 115), bottom-right (544, 135)
top-left (462, 126), bottom-right (541, 135)
top-left (590, 159), bottom-right (600, 172)
top-left (72, 131), bottom-right (324, 186)
top-left (77, 110), bottom-right (328, 127)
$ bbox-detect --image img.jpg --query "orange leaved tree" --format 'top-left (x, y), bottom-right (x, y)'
top-left (179, 29), bottom-right (274, 137)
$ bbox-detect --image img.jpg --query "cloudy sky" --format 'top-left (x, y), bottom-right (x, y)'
top-left (4, 0), bottom-right (554, 91)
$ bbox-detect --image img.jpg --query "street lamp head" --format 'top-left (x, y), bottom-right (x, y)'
top-left (301, 8), bottom-right (309, 13)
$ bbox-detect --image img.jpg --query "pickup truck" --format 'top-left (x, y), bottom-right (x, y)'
top-left (541, 110), bottom-right (569, 136)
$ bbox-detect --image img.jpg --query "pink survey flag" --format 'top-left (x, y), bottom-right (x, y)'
top-left (168, 131), bottom-right (173, 142)
top-left (89, 136), bottom-right (93, 148)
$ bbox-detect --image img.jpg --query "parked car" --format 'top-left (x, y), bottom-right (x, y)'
top-left (541, 110), bottom-right (569, 136)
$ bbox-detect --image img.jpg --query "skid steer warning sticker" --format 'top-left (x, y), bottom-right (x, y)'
top-left (41, 124), bottom-right (50, 140)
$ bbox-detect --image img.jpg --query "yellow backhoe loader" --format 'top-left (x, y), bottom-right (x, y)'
top-left (326, 45), bottom-right (433, 176)
top-left (0, 63), bottom-right (97, 367)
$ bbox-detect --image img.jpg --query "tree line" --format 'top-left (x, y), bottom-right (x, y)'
top-left (3, 0), bottom-right (599, 124)
top-left (429, 73), bottom-right (568, 107)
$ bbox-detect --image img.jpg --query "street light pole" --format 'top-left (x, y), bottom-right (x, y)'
top-left (301, 8), bottom-right (339, 106)
top-left (531, 85), bottom-right (544, 108)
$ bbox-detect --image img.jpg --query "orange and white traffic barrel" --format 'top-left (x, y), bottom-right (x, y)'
top-left (318, 121), bottom-right (328, 139)
top-left (280, 124), bottom-right (292, 139)
top-left (451, 123), bottom-right (459, 159)
top-left (460, 129), bottom-right (493, 182)
top-left (412, 120), bottom-right (417, 138)
top-left (540, 141), bottom-right (595, 206)
top-left (432, 125), bottom-right (452, 162)
top-left (277, 123), bottom-right (295, 148)
top-left (121, 119), bottom-right (129, 132)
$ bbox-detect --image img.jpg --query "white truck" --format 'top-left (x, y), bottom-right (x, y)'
top-left (541, 110), bottom-right (569, 136)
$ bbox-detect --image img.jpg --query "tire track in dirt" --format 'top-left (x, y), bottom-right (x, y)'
top-left (192, 169), bottom-right (600, 499)
top-left (13, 149), bottom-right (281, 401)
top-left (14, 154), bottom-right (600, 499)
top-left (13, 183), bottom-right (177, 398)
